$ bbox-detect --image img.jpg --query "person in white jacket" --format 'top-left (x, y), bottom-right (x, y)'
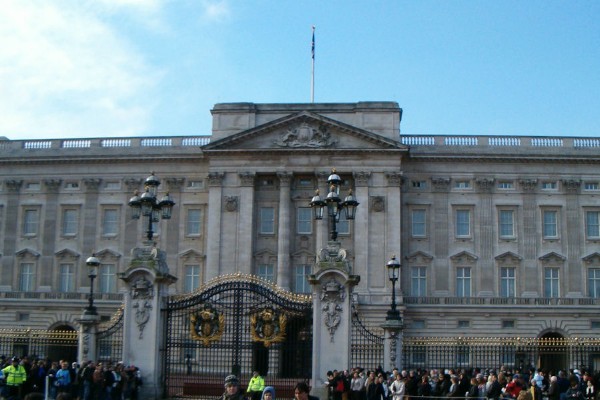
top-left (390, 373), bottom-right (405, 400)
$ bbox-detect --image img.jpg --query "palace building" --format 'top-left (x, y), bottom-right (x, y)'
top-left (1, 101), bottom-right (600, 369)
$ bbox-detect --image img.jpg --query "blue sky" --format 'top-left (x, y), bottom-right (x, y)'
top-left (0, 0), bottom-right (599, 140)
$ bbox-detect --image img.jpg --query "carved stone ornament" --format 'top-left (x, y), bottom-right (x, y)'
top-left (519, 179), bottom-right (538, 191)
top-left (475, 178), bottom-right (495, 192)
top-left (250, 307), bottom-right (287, 347)
top-left (225, 196), bottom-right (238, 212)
top-left (190, 303), bottom-right (225, 346)
top-left (562, 179), bottom-right (581, 192)
top-left (131, 276), bottom-right (154, 339)
top-left (353, 171), bottom-right (371, 186)
top-left (207, 172), bottom-right (225, 186)
top-left (133, 300), bottom-right (152, 340)
top-left (273, 122), bottom-right (336, 148)
top-left (385, 171), bottom-right (403, 186)
top-left (431, 177), bottom-right (451, 192)
top-left (389, 330), bottom-right (398, 370)
top-left (370, 196), bottom-right (385, 212)
top-left (320, 278), bottom-right (346, 342)
top-left (239, 172), bottom-right (255, 186)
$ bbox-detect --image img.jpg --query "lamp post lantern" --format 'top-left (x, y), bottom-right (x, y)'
top-left (386, 255), bottom-right (401, 321)
top-left (310, 169), bottom-right (359, 241)
top-left (128, 172), bottom-right (175, 241)
top-left (85, 254), bottom-right (100, 316)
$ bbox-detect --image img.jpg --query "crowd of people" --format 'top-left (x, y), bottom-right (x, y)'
top-left (321, 366), bottom-right (599, 400)
top-left (0, 356), bottom-right (142, 400)
top-left (220, 374), bottom-right (319, 400)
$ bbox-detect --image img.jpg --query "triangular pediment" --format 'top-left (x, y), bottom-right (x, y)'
top-left (495, 251), bottom-right (522, 265)
top-left (203, 111), bottom-right (406, 152)
top-left (539, 252), bottom-right (566, 263)
top-left (406, 251), bottom-right (434, 264)
top-left (95, 249), bottom-right (121, 260)
top-left (582, 252), bottom-right (600, 264)
top-left (450, 251), bottom-right (478, 263)
top-left (16, 248), bottom-right (40, 258)
top-left (179, 249), bottom-right (205, 261)
top-left (55, 248), bottom-right (81, 259)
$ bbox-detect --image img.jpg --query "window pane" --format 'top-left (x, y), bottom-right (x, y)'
top-left (499, 210), bottom-right (514, 237)
top-left (544, 268), bottom-right (559, 298)
top-left (19, 263), bottom-right (35, 291)
top-left (103, 209), bottom-right (118, 236)
top-left (260, 207), bottom-right (275, 234)
top-left (337, 211), bottom-right (349, 235)
top-left (184, 265), bottom-right (201, 292)
top-left (99, 264), bottom-right (116, 293)
top-left (297, 208), bottom-right (312, 234)
top-left (543, 210), bottom-right (557, 237)
top-left (456, 210), bottom-right (470, 237)
top-left (501, 267), bottom-right (515, 298)
top-left (186, 209), bottom-right (202, 236)
top-left (23, 209), bottom-right (39, 235)
top-left (62, 209), bottom-right (78, 235)
top-left (587, 211), bottom-right (600, 238)
top-left (59, 263), bottom-right (75, 292)
top-left (412, 209), bottom-right (426, 237)
top-left (295, 265), bottom-right (312, 294)
top-left (257, 264), bottom-right (274, 282)
top-left (456, 267), bottom-right (471, 297)
top-left (411, 267), bottom-right (426, 296)
top-left (588, 269), bottom-right (600, 298)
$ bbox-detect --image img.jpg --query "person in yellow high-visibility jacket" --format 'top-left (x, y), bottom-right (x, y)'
top-left (246, 371), bottom-right (265, 400)
top-left (2, 356), bottom-right (27, 399)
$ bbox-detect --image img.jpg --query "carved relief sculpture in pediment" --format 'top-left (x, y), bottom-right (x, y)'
top-left (273, 122), bottom-right (337, 148)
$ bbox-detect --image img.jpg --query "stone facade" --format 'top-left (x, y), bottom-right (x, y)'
top-left (1, 102), bottom-right (600, 347)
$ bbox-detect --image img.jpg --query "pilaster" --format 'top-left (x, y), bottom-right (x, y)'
top-left (238, 172), bottom-right (255, 273)
top-left (276, 172), bottom-right (292, 290)
top-left (206, 172), bottom-right (224, 280)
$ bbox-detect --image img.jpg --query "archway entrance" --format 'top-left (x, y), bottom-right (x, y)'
top-left (538, 332), bottom-right (566, 372)
top-left (48, 325), bottom-right (78, 363)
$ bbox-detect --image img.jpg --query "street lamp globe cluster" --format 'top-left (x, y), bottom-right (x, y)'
top-left (84, 254), bottom-right (100, 316)
top-left (310, 169), bottom-right (359, 241)
top-left (128, 172), bottom-right (175, 241)
top-left (386, 255), bottom-right (401, 321)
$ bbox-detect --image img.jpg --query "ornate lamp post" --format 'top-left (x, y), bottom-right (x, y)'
top-left (84, 254), bottom-right (100, 316)
top-left (310, 169), bottom-right (359, 240)
top-left (128, 172), bottom-right (175, 241)
top-left (386, 255), bottom-right (401, 321)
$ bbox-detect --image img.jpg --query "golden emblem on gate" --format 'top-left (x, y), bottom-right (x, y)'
top-left (190, 303), bottom-right (225, 346)
top-left (250, 307), bottom-right (287, 347)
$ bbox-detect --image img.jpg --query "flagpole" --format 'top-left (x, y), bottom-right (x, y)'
top-left (311, 25), bottom-right (315, 103)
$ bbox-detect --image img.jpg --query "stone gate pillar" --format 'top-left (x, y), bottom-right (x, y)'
top-left (77, 314), bottom-right (100, 363)
top-left (309, 241), bottom-right (360, 398)
top-left (119, 244), bottom-right (176, 400)
top-left (381, 319), bottom-right (403, 372)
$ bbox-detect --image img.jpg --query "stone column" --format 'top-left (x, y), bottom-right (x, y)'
top-left (475, 177), bottom-right (494, 295)
top-left (563, 179), bottom-right (582, 294)
top-left (41, 179), bottom-right (62, 288)
top-left (385, 171), bottom-right (402, 261)
top-left (1, 180), bottom-right (22, 289)
top-left (431, 177), bottom-right (451, 295)
top-left (309, 241), bottom-right (360, 399)
top-left (353, 171), bottom-right (371, 278)
top-left (381, 319), bottom-right (403, 372)
top-left (206, 172), bottom-right (224, 280)
top-left (119, 245), bottom-right (177, 400)
top-left (238, 172), bottom-right (255, 273)
top-left (276, 172), bottom-right (292, 290)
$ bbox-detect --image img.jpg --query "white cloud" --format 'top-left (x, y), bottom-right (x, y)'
top-left (201, 0), bottom-right (231, 22)
top-left (0, 1), bottom-right (162, 139)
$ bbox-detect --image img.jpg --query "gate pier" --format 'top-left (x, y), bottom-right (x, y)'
top-left (309, 241), bottom-right (360, 398)
top-left (119, 244), bottom-right (176, 399)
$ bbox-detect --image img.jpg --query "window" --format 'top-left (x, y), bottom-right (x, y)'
top-left (297, 178), bottom-right (313, 186)
top-left (456, 267), bottom-right (471, 297)
top-left (412, 180), bottom-right (426, 189)
top-left (411, 267), bottom-right (427, 296)
top-left (592, 321), bottom-right (600, 329)
top-left (457, 320), bottom-right (470, 328)
top-left (26, 182), bottom-right (40, 190)
top-left (187, 180), bottom-right (204, 189)
top-left (500, 267), bottom-right (516, 298)
top-left (498, 181), bottom-right (514, 189)
top-left (102, 209), bottom-right (119, 236)
top-left (455, 180), bottom-right (471, 189)
top-left (585, 182), bottom-right (599, 191)
top-left (186, 209), bottom-right (202, 236)
top-left (542, 181), bottom-right (557, 190)
top-left (260, 207), bottom-right (275, 234)
top-left (184, 265), bottom-right (201, 292)
top-left (23, 209), bottom-right (39, 236)
top-left (59, 263), bottom-right (75, 292)
top-left (17, 313), bottom-right (30, 322)
top-left (411, 209), bottom-right (426, 237)
top-left (337, 211), bottom-right (350, 235)
top-left (19, 263), bottom-right (35, 291)
top-left (542, 210), bottom-right (558, 238)
top-left (297, 208), bottom-right (312, 234)
top-left (295, 265), bottom-right (312, 294)
top-left (65, 182), bottom-right (79, 190)
top-left (62, 209), bottom-right (78, 236)
top-left (105, 181), bottom-right (121, 190)
top-left (586, 211), bottom-right (600, 238)
top-left (544, 268), bottom-right (559, 298)
top-left (502, 320), bottom-right (515, 328)
top-left (257, 264), bottom-right (274, 282)
top-left (589, 269), bottom-right (600, 298)
top-left (499, 209), bottom-right (515, 238)
top-left (99, 264), bottom-right (116, 293)
top-left (411, 320), bottom-right (425, 329)
top-left (455, 209), bottom-right (471, 237)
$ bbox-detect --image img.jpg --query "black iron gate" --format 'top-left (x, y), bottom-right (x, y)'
top-left (163, 274), bottom-right (313, 399)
